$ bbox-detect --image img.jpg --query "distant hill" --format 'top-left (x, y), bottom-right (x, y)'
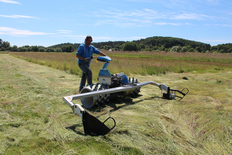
top-left (210, 43), bottom-right (232, 53)
top-left (133, 36), bottom-right (211, 52)
top-left (48, 41), bottom-right (126, 50)
top-left (49, 42), bottom-right (80, 50)
top-left (1, 36), bottom-right (232, 53)
top-left (48, 36), bottom-right (212, 52)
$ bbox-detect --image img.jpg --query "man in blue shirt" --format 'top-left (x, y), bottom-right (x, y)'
top-left (76, 36), bottom-right (107, 92)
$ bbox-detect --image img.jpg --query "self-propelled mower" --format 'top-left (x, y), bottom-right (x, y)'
top-left (63, 56), bottom-right (189, 136)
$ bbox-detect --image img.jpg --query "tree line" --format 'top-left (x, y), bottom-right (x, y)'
top-left (0, 39), bottom-right (75, 52)
top-left (1, 37), bottom-right (232, 53)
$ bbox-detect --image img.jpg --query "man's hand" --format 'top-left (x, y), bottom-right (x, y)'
top-left (99, 51), bottom-right (107, 56)
top-left (84, 58), bottom-right (89, 63)
top-left (76, 54), bottom-right (89, 63)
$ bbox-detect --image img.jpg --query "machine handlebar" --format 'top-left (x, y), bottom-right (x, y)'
top-left (86, 56), bottom-right (112, 63)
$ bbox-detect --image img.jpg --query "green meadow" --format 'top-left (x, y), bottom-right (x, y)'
top-left (9, 51), bottom-right (232, 81)
top-left (0, 52), bottom-right (232, 154)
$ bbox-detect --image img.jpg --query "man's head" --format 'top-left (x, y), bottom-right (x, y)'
top-left (85, 36), bottom-right (92, 46)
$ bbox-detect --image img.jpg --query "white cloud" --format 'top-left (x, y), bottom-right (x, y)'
top-left (93, 8), bottom-right (212, 28)
top-left (93, 9), bottom-right (167, 28)
top-left (0, 27), bottom-right (53, 36)
top-left (154, 22), bottom-right (168, 25)
top-left (154, 22), bottom-right (182, 26)
top-left (0, 0), bottom-right (20, 4)
top-left (0, 15), bottom-right (36, 18)
top-left (95, 19), bottom-right (146, 28)
top-left (171, 13), bottom-right (211, 20)
top-left (98, 9), bottom-right (164, 20)
top-left (58, 30), bottom-right (73, 34)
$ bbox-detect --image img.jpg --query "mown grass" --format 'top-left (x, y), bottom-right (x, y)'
top-left (1, 54), bottom-right (232, 154)
top-left (9, 51), bottom-right (232, 82)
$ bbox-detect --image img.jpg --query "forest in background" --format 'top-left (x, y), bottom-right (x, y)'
top-left (0, 36), bottom-right (232, 53)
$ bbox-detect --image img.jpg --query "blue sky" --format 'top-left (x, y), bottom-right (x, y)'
top-left (0, 0), bottom-right (232, 47)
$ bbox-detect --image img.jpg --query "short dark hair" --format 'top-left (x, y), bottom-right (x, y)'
top-left (86, 36), bottom-right (92, 40)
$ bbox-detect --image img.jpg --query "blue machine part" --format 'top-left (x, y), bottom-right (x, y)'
top-left (99, 69), bottom-right (111, 76)
top-left (97, 56), bottom-right (112, 62)
top-left (102, 63), bottom-right (109, 69)
top-left (114, 73), bottom-right (129, 84)
top-left (120, 74), bottom-right (129, 84)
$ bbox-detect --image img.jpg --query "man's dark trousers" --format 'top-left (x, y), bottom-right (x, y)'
top-left (78, 63), bottom-right (92, 92)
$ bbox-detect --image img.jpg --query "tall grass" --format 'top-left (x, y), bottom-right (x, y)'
top-left (110, 51), bottom-right (232, 63)
top-left (9, 51), bottom-right (232, 82)
top-left (0, 51), bottom-right (9, 54)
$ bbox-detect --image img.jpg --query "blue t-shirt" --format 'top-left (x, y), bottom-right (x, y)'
top-left (76, 43), bottom-right (100, 65)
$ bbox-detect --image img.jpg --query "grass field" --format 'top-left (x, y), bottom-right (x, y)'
top-left (9, 51), bottom-right (232, 81)
top-left (1, 53), bottom-right (232, 154)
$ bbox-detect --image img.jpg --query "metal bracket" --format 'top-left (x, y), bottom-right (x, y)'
top-left (82, 111), bottom-right (116, 136)
top-left (162, 87), bottom-right (189, 100)
top-left (63, 96), bottom-right (116, 136)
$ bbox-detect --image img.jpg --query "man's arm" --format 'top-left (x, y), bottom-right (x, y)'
top-left (99, 51), bottom-right (107, 56)
top-left (76, 54), bottom-right (89, 63)
top-left (92, 46), bottom-right (107, 56)
top-left (76, 54), bottom-right (85, 60)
